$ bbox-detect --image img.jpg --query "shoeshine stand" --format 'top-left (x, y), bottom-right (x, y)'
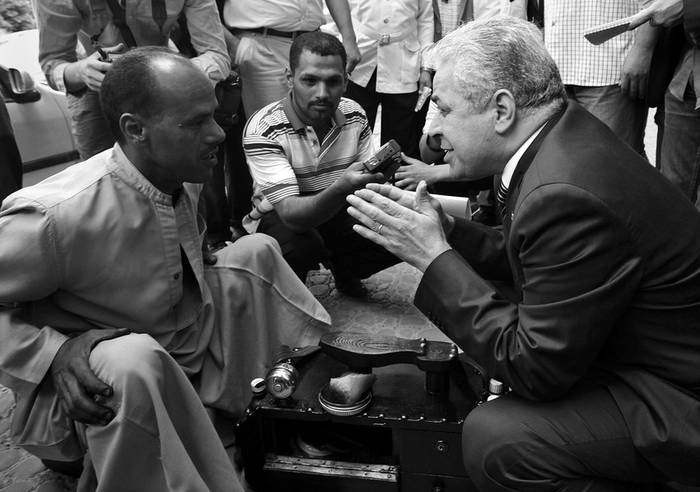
top-left (238, 332), bottom-right (485, 491)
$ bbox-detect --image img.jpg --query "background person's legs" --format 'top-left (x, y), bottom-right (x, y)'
top-left (257, 208), bottom-right (398, 295)
top-left (567, 85), bottom-right (649, 157)
top-left (66, 91), bottom-right (114, 160)
top-left (659, 90), bottom-right (700, 210)
top-left (318, 209), bottom-right (399, 279)
top-left (345, 71), bottom-right (380, 132)
top-left (0, 98), bottom-right (22, 202)
top-left (227, 114), bottom-right (253, 237)
top-left (257, 211), bottom-right (329, 281)
top-left (235, 34), bottom-right (292, 118)
top-left (379, 90), bottom-right (424, 159)
top-left (462, 381), bottom-right (666, 492)
top-left (202, 151), bottom-right (233, 245)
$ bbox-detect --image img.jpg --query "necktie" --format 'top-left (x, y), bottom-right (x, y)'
top-left (496, 180), bottom-right (508, 219)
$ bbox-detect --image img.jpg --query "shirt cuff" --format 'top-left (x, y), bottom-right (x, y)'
top-left (52, 62), bottom-right (69, 93)
top-left (191, 56), bottom-right (227, 85)
top-left (34, 326), bottom-right (70, 384)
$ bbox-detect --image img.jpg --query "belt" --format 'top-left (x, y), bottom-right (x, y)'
top-left (354, 22), bottom-right (410, 46)
top-left (232, 27), bottom-right (314, 39)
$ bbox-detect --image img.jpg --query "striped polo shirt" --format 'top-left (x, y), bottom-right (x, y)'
top-left (242, 94), bottom-right (374, 231)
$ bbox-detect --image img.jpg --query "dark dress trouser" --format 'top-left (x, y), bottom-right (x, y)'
top-left (463, 379), bottom-right (667, 492)
top-left (0, 99), bottom-right (22, 204)
top-left (257, 208), bottom-right (399, 282)
top-left (344, 69), bottom-right (426, 160)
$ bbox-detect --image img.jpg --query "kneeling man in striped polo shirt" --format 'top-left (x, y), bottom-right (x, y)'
top-left (242, 31), bottom-right (399, 297)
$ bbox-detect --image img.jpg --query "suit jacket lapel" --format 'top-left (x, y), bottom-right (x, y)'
top-left (499, 105), bottom-right (567, 299)
top-left (502, 106), bottom-right (566, 233)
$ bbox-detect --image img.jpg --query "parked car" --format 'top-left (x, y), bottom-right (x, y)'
top-left (0, 29), bottom-right (79, 185)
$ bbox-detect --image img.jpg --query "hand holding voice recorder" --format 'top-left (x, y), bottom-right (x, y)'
top-left (361, 139), bottom-right (402, 178)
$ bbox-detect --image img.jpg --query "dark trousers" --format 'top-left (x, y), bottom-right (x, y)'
top-left (659, 88), bottom-right (700, 210)
top-left (463, 381), bottom-right (667, 491)
top-left (344, 70), bottom-right (426, 159)
top-left (0, 99), bottom-right (22, 204)
top-left (202, 112), bottom-right (253, 243)
top-left (257, 208), bottom-right (399, 282)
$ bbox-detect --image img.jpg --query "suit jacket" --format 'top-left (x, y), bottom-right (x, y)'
top-left (415, 102), bottom-right (700, 483)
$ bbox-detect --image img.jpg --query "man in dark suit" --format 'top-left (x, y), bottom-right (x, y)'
top-left (346, 16), bottom-right (700, 491)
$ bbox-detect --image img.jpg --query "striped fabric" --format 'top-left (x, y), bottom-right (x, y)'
top-left (544, 0), bottom-right (639, 87)
top-left (242, 95), bottom-right (375, 230)
top-left (496, 180), bottom-right (509, 218)
top-left (437, 0), bottom-right (461, 37)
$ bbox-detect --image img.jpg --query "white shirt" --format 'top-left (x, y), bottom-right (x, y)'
top-left (324, 0), bottom-right (434, 93)
top-left (501, 125), bottom-right (545, 189)
top-left (474, 0), bottom-right (527, 20)
top-left (223, 0), bottom-right (326, 31)
top-left (422, 0), bottom-right (527, 80)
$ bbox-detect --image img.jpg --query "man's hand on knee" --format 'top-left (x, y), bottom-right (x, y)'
top-left (50, 328), bottom-right (130, 426)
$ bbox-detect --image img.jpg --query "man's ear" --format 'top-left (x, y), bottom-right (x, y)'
top-left (119, 113), bottom-right (146, 144)
top-left (492, 89), bottom-right (517, 135)
top-left (285, 67), bottom-right (293, 89)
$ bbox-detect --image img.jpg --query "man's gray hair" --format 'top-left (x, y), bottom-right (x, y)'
top-left (434, 16), bottom-right (566, 113)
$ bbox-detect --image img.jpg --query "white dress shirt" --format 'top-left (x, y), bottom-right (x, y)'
top-left (325, 0), bottom-right (434, 93)
top-left (223, 0), bottom-right (326, 31)
top-left (501, 125), bottom-right (545, 190)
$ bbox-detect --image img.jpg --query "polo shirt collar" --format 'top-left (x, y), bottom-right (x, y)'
top-left (282, 92), bottom-right (346, 133)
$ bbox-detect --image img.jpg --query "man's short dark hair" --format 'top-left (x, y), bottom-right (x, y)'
top-left (100, 47), bottom-right (186, 143)
top-left (289, 31), bottom-right (347, 74)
